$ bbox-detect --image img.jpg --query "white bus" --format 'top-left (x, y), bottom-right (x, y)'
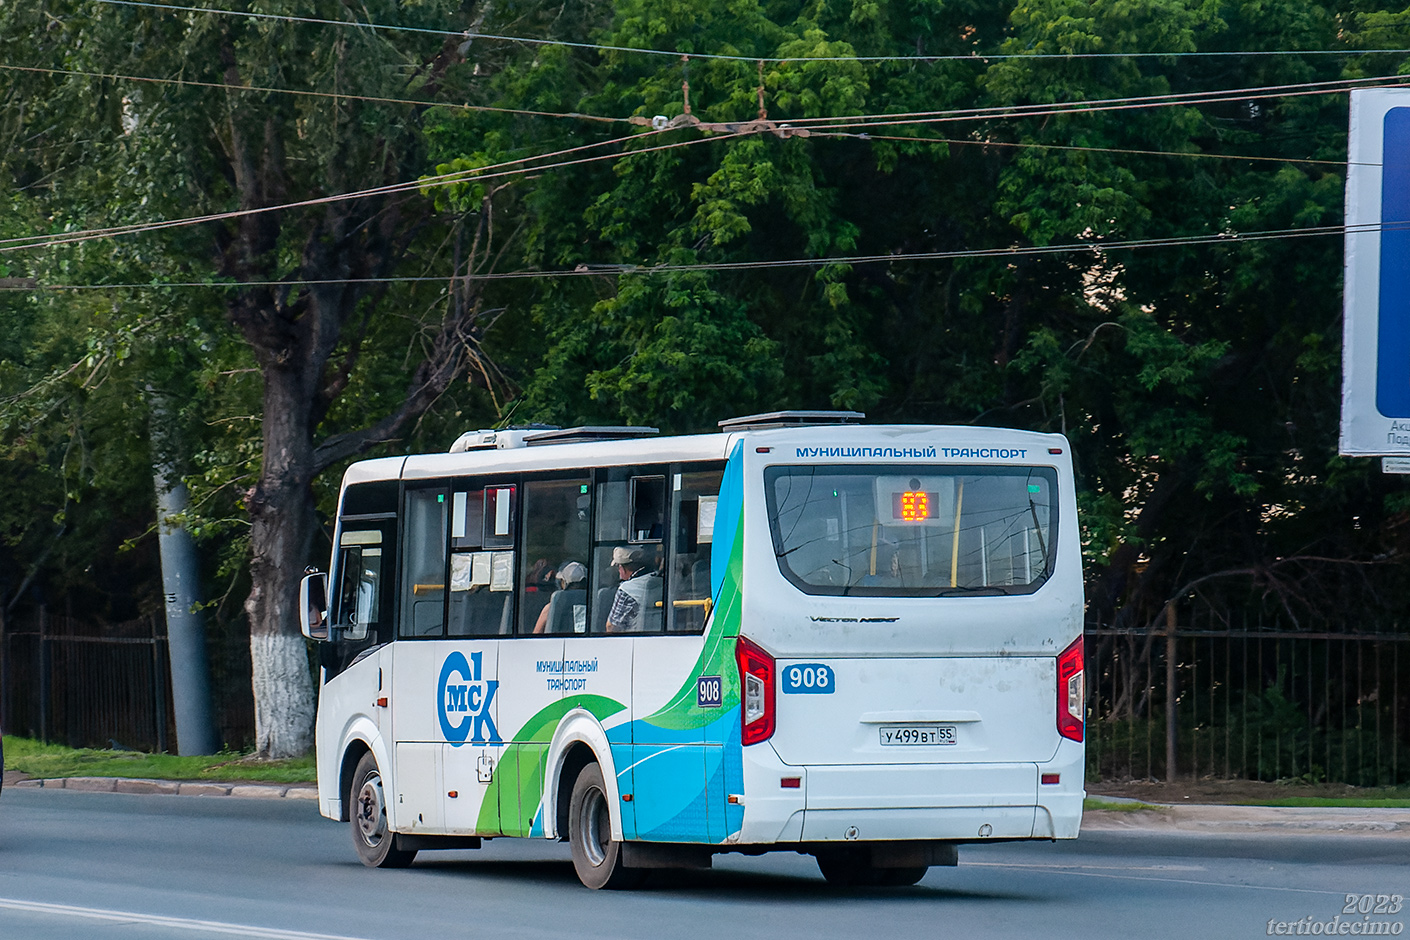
top-left (301, 412), bottom-right (1085, 889)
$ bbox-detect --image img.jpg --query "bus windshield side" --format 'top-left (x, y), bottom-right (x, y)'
top-left (764, 464), bottom-right (1057, 597)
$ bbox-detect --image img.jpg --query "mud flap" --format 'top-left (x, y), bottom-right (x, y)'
top-left (621, 842), bottom-right (714, 869)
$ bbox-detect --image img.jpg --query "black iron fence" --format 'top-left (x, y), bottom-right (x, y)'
top-left (4, 602), bottom-right (1408, 779)
top-left (1, 611), bottom-right (173, 752)
top-left (1088, 616), bottom-right (1410, 786)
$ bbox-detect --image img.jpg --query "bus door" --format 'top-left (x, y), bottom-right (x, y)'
top-left (323, 507), bottom-right (397, 775)
top-left (440, 482), bottom-right (514, 835)
top-left (390, 485), bottom-right (452, 834)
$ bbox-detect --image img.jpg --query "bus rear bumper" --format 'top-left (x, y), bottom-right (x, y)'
top-left (803, 805), bottom-right (1038, 842)
top-left (800, 759), bottom-right (1038, 842)
top-left (791, 749), bottom-right (1084, 842)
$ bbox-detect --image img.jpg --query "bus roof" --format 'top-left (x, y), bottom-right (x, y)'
top-left (340, 424), bottom-right (1069, 489)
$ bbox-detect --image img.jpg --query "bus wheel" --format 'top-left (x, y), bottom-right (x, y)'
top-left (568, 764), bottom-right (643, 890)
top-left (351, 752), bottom-right (416, 869)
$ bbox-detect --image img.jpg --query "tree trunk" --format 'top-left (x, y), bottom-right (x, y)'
top-left (243, 365), bottom-right (318, 759)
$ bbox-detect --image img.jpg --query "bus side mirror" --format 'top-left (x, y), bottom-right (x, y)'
top-left (300, 572), bottom-right (329, 641)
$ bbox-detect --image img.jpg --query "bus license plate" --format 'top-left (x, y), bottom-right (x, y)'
top-left (879, 724), bottom-right (956, 746)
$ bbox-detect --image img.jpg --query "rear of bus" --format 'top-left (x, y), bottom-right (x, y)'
top-left (728, 426), bottom-right (1084, 862)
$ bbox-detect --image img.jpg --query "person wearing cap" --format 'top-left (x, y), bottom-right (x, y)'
top-left (605, 546), bottom-right (661, 632)
top-left (532, 561), bottom-right (589, 634)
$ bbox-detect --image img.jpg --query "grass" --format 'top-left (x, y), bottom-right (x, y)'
top-left (3, 735), bottom-right (316, 783)
top-left (1084, 798), bottom-right (1165, 813)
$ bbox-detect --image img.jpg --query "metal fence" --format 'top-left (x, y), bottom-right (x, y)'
top-left (1, 610), bottom-right (172, 752)
top-left (4, 603), bottom-right (1407, 778)
top-left (1087, 617), bottom-right (1410, 786)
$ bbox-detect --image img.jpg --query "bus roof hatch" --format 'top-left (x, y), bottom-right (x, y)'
top-left (718, 410), bottom-right (866, 432)
top-left (523, 426), bottom-right (660, 446)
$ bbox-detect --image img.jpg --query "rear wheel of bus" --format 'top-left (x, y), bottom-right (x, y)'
top-left (351, 752), bottom-right (417, 869)
top-left (568, 764), bottom-right (643, 890)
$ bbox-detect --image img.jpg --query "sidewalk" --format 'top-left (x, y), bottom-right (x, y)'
top-left (1083, 799), bottom-right (1410, 835)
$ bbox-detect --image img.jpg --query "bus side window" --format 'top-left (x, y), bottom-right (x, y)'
top-left (400, 488), bottom-right (448, 638)
top-left (483, 485), bottom-right (516, 548)
top-left (667, 469), bottom-right (723, 633)
top-left (448, 486), bottom-right (513, 636)
top-left (518, 477), bottom-right (591, 634)
top-left (592, 468), bottom-right (667, 633)
top-left (334, 529), bottom-right (384, 641)
top-left (629, 476), bottom-right (666, 543)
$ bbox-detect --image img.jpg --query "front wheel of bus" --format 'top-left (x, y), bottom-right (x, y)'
top-left (568, 764), bottom-right (643, 890)
top-left (351, 752), bottom-right (416, 869)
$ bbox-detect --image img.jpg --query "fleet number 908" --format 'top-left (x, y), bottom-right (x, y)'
top-left (782, 663), bottom-right (835, 694)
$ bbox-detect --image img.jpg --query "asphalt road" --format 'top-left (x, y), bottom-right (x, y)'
top-left (0, 788), bottom-right (1407, 940)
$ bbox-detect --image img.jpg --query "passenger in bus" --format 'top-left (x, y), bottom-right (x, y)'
top-left (605, 546), bottom-right (662, 632)
top-left (533, 561), bottom-right (588, 634)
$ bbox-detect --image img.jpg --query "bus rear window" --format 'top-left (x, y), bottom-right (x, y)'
top-left (764, 464), bottom-right (1057, 597)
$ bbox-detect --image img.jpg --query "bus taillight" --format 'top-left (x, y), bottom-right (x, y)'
top-left (736, 636), bottom-right (776, 745)
top-left (1057, 636), bottom-right (1084, 742)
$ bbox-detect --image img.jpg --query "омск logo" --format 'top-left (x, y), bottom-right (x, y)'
top-left (437, 651), bottom-right (501, 746)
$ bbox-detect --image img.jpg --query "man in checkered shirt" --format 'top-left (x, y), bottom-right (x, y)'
top-left (605, 546), bottom-right (661, 632)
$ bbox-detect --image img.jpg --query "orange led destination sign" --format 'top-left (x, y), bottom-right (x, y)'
top-left (894, 490), bottom-right (931, 522)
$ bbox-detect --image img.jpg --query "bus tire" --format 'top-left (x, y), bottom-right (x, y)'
top-left (568, 764), bottom-right (643, 890)
top-left (350, 752), bottom-right (416, 869)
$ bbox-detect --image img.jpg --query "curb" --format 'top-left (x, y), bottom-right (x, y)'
top-left (11, 776), bottom-right (318, 800)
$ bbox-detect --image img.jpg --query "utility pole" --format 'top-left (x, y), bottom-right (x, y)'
top-left (150, 391), bottom-right (219, 755)
top-left (1165, 602), bottom-right (1178, 782)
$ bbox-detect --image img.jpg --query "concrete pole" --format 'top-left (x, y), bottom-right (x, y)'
top-left (151, 394), bottom-right (219, 755)
top-left (1165, 601), bottom-right (1178, 782)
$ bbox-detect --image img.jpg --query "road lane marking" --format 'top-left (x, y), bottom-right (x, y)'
top-left (965, 861), bottom-right (1349, 895)
top-left (0, 898), bottom-right (378, 940)
top-left (969, 862), bottom-right (1209, 871)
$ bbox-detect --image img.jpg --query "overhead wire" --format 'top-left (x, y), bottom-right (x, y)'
top-left (779, 73), bottom-right (1410, 129)
top-left (86, 0), bottom-right (1410, 65)
top-left (817, 131), bottom-right (1354, 167)
top-left (1, 219), bottom-right (1394, 292)
top-left (3, 70), bottom-right (1394, 255)
top-left (7, 12), bottom-right (1402, 267)
top-left (6, 62), bottom-right (1394, 142)
top-left (0, 63), bottom-right (629, 124)
top-left (0, 128), bottom-right (725, 253)
top-left (0, 60), bottom-right (1376, 175)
